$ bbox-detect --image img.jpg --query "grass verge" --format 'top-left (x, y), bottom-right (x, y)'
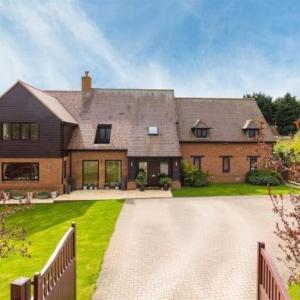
top-left (0, 200), bottom-right (123, 300)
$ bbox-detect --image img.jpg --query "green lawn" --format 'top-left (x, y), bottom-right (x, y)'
top-left (0, 200), bottom-right (123, 300)
top-left (172, 183), bottom-right (300, 197)
top-left (290, 284), bottom-right (300, 300)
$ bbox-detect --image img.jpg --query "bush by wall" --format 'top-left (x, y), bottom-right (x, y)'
top-left (181, 160), bottom-right (210, 187)
top-left (245, 169), bottom-right (283, 186)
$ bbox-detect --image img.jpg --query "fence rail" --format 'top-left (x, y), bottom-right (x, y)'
top-left (11, 222), bottom-right (76, 300)
top-left (257, 242), bottom-right (290, 300)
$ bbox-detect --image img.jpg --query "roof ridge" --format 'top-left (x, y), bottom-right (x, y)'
top-left (175, 97), bottom-right (255, 101)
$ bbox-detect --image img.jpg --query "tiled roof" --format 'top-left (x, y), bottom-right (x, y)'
top-left (242, 119), bottom-right (260, 129)
top-left (192, 119), bottom-right (211, 129)
top-left (175, 98), bottom-right (275, 142)
top-left (47, 89), bottom-right (182, 156)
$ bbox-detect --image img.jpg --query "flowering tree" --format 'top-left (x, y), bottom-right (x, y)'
top-left (258, 121), bottom-right (300, 285)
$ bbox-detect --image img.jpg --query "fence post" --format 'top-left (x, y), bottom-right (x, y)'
top-left (10, 277), bottom-right (31, 300)
top-left (33, 272), bottom-right (43, 300)
top-left (257, 242), bottom-right (265, 300)
top-left (72, 222), bottom-right (77, 300)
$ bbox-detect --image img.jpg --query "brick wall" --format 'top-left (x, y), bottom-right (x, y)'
top-left (180, 142), bottom-right (267, 183)
top-left (70, 151), bottom-right (128, 189)
top-left (0, 157), bottom-right (64, 193)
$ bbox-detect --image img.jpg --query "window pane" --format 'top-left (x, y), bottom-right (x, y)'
top-left (31, 163), bottom-right (39, 180)
top-left (138, 161), bottom-right (147, 178)
top-left (12, 123), bottom-right (20, 139)
top-left (21, 123), bottom-right (30, 140)
top-left (2, 163), bottom-right (39, 181)
top-left (223, 157), bottom-right (230, 173)
top-left (30, 123), bottom-right (39, 140)
top-left (250, 157), bottom-right (258, 170)
top-left (193, 157), bottom-right (201, 170)
top-left (160, 162), bottom-right (169, 176)
top-left (83, 161), bottom-right (98, 187)
top-left (106, 161), bottom-right (121, 184)
top-left (2, 123), bottom-right (11, 140)
top-left (96, 125), bottom-right (111, 144)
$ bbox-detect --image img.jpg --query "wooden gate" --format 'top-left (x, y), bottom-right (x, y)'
top-left (257, 242), bottom-right (290, 300)
top-left (11, 222), bottom-right (76, 300)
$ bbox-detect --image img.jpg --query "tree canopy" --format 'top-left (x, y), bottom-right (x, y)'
top-left (244, 92), bottom-right (300, 135)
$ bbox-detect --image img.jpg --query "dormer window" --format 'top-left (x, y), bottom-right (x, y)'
top-left (95, 124), bottom-right (111, 144)
top-left (191, 119), bottom-right (211, 139)
top-left (195, 128), bottom-right (208, 138)
top-left (148, 126), bottom-right (159, 135)
top-left (243, 120), bottom-right (260, 139)
top-left (246, 129), bottom-right (259, 138)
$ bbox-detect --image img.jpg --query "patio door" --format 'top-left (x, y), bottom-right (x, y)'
top-left (82, 160), bottom-right (99, 188)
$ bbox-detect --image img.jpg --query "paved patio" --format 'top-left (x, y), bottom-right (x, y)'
top-left (55, 189), bottom-right (172, 201)
top-left (93, 195), bottom-right (288, 300)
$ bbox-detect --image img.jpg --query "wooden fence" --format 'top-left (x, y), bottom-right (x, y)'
top-left (11, 222), bottom-right (76, 300)
top-left (257, 242), bottom-right (290, 300)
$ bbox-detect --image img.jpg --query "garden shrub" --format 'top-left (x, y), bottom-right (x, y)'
top-left (246, 169), bottom-right (283, 186)
top-left (181, 160), bottom-right (210, 187)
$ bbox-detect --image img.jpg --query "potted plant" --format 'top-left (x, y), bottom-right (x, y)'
top-left (104, 183), bottom-right (110, 190)
top-left (159, 176), bottom-right (172, 191)
top-left (83, 185), bottom-right (88, 190)
top-left (135, 170), bottom-right (146, 191)
top-left (12, 192), bottom-right (25, 201)
top-left (36, 191), bottom-right (49, 199)
top-left (115, 183), bottom-right (120, 190)
top-left (3, 189), bottom-right (11, 201)
top-left (89, 184), bottom-right (94, 190)
top-left (26, 189), bottom-right (33, 202)
top-left (51, 191), bottom-right (58, 200)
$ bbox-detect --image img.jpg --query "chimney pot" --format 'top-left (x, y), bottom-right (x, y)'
top-left (81, 71), bottom-right (92, 92)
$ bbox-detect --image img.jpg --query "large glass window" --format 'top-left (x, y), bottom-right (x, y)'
top-left (160, 162), bottom-right (169, 176)
top-left (105, 160), bottom-right (121, 184)
top-left (82, 160), bottom-right (98, 188)
top-left (95, 125), bottom-right (111, 144)
top-left (2, 163), bottom-right (39, 181)
top-left (1, 123), bottom-right (39, 140)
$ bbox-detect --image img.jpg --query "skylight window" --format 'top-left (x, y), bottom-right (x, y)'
top-left (148, 126), bottom-right (159, 135)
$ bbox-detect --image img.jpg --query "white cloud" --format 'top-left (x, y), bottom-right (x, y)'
top-left (0, 0), bottom-right (300, 98)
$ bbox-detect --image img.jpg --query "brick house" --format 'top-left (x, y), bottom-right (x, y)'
top-left (0, 72), bottom-right (275, 193)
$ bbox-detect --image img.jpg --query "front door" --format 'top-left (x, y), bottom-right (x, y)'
top-left (147, 161), bottom-right (160, 186)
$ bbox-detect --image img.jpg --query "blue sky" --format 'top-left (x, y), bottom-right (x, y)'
top-left (1, 0), bottom-right (300, 97)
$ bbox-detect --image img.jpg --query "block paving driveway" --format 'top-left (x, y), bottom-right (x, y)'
top-left (93, 196), bottom-right (288, 300)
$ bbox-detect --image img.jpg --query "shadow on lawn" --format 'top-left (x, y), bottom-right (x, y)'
top-left (6, 201), bottom-right (95, 236)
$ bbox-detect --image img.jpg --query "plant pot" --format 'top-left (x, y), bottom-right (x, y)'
top-left (27, 192), bottom-right (33, 202)
top-left (115, 185), bottom-right (119, 190)
top-left (89, 186), bottom-right (93, 190)
top-left (139, 185), bottom-right (145, 192)
top-left (3, 192), bottom-right (10, 201)
top-left (163, 184), bottom-right (169, 191)
top-left (12, 194), bottom-right (24, 201)
top-left (51, 191), bottom-right (58, 200)
top-left (104, 185), bottom-right (110, 190)
top-left (83, 185), bottom-right (87, 190)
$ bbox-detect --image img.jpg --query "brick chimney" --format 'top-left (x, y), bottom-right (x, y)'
top-left (81, 71), bottom-right (92, 92)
